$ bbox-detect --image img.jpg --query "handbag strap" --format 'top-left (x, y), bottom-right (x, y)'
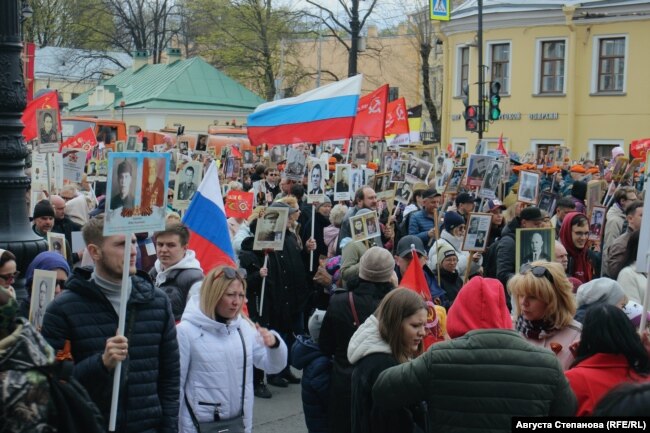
top-left (183, 326), bottom-right (248, 430)
top-left (348, 291), bottom-right (360, 328)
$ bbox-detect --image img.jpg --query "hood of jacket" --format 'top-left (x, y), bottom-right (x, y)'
top-left (67, 266), bottom-right (156, 305)
top-left (0, 318), bottom-right (55, 372)
top-left (347, 315), bottom-right (391, 364)
top-left (323, 225), bottom-right (339, 247)
top-left (440, 229), bottom-right (463, 251)
top-left (446, 276), bottom-right (512, 339)
top-left (290, 334), bottom-right (323, 369)
top-left (181, 294), bottom-right (243, 335)
top-left (153, 249), bottom-right (203, 286)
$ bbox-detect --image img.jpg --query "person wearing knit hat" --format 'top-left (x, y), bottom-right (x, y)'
top-left (570, 180), bottom-right (587, 214)
top-left (359, 247), bottom-right (396, 283)
top-left (574, 278), bottom-right (627, 323)
top-left (18, 251), bottom-right (71, 319)
top-left (434, 243), bottom-right (463, 305)
top-left (372, 275), bottom-right (576, 427)
top-left (32, 199), bottom-right (55, 236)
top-left (611, 146), bottom-right (625, 159)
top-left (428, 211), bottom-right (482, 283)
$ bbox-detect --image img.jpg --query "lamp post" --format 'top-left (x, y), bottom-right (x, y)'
top-left (120, 100), bottom-right (125, 121)
top-left (0, 0), bottom-right (48, 299)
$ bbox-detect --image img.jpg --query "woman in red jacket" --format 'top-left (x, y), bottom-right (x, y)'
top-left (565, 304), bottom-right (650, 416)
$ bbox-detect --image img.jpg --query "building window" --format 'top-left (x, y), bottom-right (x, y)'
top-left (594, 144), bottom-right (618, 161)
top-left (540, 40), bottom-right (565, 93)
top-left (597, 37), bottom-right (625, 92)
top-left (490, 43), bottom-right (510, 93)
top-left (388, 87), bottom-right (399, 102)
top-left (460, 47), bottom-right (469, 94)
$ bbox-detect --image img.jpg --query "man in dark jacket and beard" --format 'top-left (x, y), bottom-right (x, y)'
top-left (41, 216), bottom-right (180, 433)
top-left (319, 247), bottom-right (396, 433)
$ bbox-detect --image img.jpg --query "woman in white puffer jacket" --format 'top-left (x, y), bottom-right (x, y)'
top-left (177, 265), bottom-right (288, 433)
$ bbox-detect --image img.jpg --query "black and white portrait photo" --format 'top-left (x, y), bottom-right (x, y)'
top-left (29, 269), bottom-right (56, 331)
top-left (37, 109), bottom-right (59, 152)
top-left (405, 155), bottom-right (433, 184)
top-left (394, 180), bottom-right (414, 204)
top-left (461, 213), bottom-right (492, 252)
top-left (467, 154), bottom-right (494, 188)
top-left (515, 227), bottom-right (555, 272)
top-left (589, 205), bottom-right (607, 241)
top-left (389, 159), bottom-right (407, 183)
top-left (284, 147), bottom-right (306, 181)
top-left (126, 135), bottom-right (137, 151)
top-left (537, 192), bottom-right (558, 216)
top-left (253, 206), bottom-right (289, 251)
top-left (444, 167), bottom-right (466, 195)
top-left (479, 160), bottom-right (504, 199)
top-left (334, 164), bottom-right (352, 201)
top-left (518, 171), bottom-right (540, 204)
top-left (352, 136), bottom-right (370, 163)
top-left (196, 134), bottom-right (208, 152)
top-left (307, 158), bottom-right (327, 203)
top-left (47, 231), bottom-right (67, 260)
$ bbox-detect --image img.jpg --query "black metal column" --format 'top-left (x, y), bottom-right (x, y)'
top-left (0, 0), bottom-right (48, 299)
top-left (478, 0), bottom-right (484, 139)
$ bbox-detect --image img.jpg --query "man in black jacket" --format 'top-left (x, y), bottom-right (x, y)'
top-left (41, 215), bottom-right (180, 433)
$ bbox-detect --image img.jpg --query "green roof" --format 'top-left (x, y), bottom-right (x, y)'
top-left (68, 57), bottom-right (265, 112)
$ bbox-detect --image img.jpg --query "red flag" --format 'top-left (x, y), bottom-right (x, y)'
top-left (21, 90), bottom-right (60, 141)
top-left (351, 84), bottom-right (388, 141)
top-left (61, 127), bottom-right (97, 153)
top-left (400, 250), bottom-right (444, 349)
top-left (224, 191), bottom-right (254, 219)
top-left (230, 146), bottom-right (242, 158)
top-left (497, 133), bottom-right (508, 157)
top-left (446, 142), bottom-right (453, 156)
top-left (384, 97), bottom-right (409, 136)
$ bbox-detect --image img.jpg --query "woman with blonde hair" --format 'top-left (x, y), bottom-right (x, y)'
top-left (177, 265), bottom-right (288, 433)
top-left (347, 288), bottom-right (428, 433)
top-left (508, 261), bottom-right (582, 370)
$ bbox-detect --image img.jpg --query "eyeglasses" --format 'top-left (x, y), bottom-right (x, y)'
top-left (0, 271), bottom-right (19, 282)
top-left (572, 230), bottom-right (590, 238)
top-left (214, 267), bottom-right (247, 281)
top-left (167, 195), bottom-right (174, 199)
top-left (520, 263), bottom-right (555, 286)
top-left (56, 279), bottom-right (66, 288)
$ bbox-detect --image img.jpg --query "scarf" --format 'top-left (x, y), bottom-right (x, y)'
top-left (558, 212), bottom-right (592, 283)
top-left (515, 315), bottom-right (558, 340)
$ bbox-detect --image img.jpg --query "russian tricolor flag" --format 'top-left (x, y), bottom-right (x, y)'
top-left (182, 162), bottom-right (236, 273)
top-left (247, 75), bottom-right (363, 146)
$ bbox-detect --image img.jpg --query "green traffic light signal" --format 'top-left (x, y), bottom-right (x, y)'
top-left (489, 81), bottom-right (501, 121)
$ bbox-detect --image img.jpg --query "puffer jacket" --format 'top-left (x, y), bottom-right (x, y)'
top-left (41, 267), bottom-right (180, 433)
top-left (291, 335), bottom-right (332, 433)
top-left (149, 250), bottom-right (204, 321)
top-left (372, 329), bottom-right (576, 432)
top-left (0, 318), bottom-right (56, 433)
top-left (348, 315), bottom-right (420, 433)
top-left (177, 296), bottom-right (287, 433)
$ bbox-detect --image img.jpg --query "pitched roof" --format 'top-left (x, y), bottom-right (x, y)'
top-left (35, 46), bottom-right (132, 82)
top-left (68, 57), bottom-right (264, 113)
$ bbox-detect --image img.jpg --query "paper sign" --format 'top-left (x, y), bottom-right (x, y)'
top-left (62, 148), bottom-right (88, 183)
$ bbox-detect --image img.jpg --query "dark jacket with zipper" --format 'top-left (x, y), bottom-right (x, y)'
top-left (41, 267), bottom-right (180, 433)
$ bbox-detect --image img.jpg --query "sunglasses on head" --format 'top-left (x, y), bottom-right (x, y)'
top-left (520, 263), bottom-right (555, 286)
top-left (214, 267), bottom-right (247, 280)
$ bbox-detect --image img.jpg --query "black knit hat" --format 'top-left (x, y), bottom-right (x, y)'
top-left (33, 199), bottom-right (55, 219)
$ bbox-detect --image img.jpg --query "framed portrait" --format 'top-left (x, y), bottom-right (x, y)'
top-left (284, 147), bottom-right (306, 181)
top-left (589, 205), bottom-right (607, 241)
top-left (62, 148), bottom-right (87, 183)
top-left (622, 158), bottom-right (642, 184)
top-left (179, 140), bottom-right (190, 156)
top-left (104, 152), bottom-right (170, 235)
top-left (306, 157), bottom-right (327, 203)
top-left (389, 159), bottom-right (408, 183)
top-left (224, 157), bottom-right (241, 179)
top-left (466, 154), bottom-right (495, 188)
top-left (351, 136), bottom-right (370, 164)
top-left (515, 227), bottom-right (555, 273)
top-left (173, 161), bottom-right (202, 210)
top-left (382, 151), bottom-right (399, 173)
top-left (394, 179), bottom-right (415, 204)
top-left (444, 167), bottom-right (466, 195)
top-left (196, 134), bottom-right (208, 152)
top-left (269, 145), bottom-right (286, 165)
top-left (405, 155), bottom-right (433, 184)
top-left (611, 157), bottom-right (629, 182)
top-left (29, 269), bottom-right (57, 330)
top-left (253, 206), bottom-right (289, 251)
top-left (373, 172), bottom-right (394, 200)
top-left (116, 140), bottom-right (125, 153)
top-left (479, 160), bottom-right (504, 199)
top-left (349, 211), bottom-right (380, 242)
top-left (334, 164), bottom-right (352, 201)
top-left (585, 180), bottom-right (604, 218)
top-left (36, 108), bottom-right (60, 153)
top-left (545, 146), bottom-right (558, 167)
top-left (461, 213), bottom-right (493, 252)
top-left (517, 171), bottom-right (540, 205)
top-left (126, 135), bottom-right (137, 151)
top-left (47, 232), bottom-right (67, 259)
top-left (537, 191), bottom-right (558, 216)
top-left (243, 150), bottom-right (255, 167)
top-left (31, 152), bottom-right (49, 192)
top-left (453, 143), bottom-right (465, 160)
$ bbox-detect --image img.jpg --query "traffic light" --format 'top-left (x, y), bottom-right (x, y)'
top-left (465, 105), bottom-right (479, 132)
top-left (488, 81), bottom-right (501, 121)
top-left (461, 83), bottom-right (469, 110)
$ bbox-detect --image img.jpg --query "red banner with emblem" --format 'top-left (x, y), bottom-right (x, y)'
top-left (225, 191), bottom-right (254, 219)
top-left (60, 127), bottom-right (97, 154)
top-left (384, 97), bottom-right (409, 136)
top-left (351, 84), bottom-right (388, 141)
top-left (21, 90), bottom-right (60, 141)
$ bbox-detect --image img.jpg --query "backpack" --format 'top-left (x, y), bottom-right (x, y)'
top-left (42, 361), bottom-right (106, 433)
top-left (482, 237), bottom-right (501, 279)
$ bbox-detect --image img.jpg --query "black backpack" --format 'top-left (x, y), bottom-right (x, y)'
top-left (42, 361), bottom-right (106, 433)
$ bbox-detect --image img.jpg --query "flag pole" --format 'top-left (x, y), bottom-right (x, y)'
top-left (310, 206), bottom-right (315, 272)
top-left (259, 253), bottom-right (269, 316)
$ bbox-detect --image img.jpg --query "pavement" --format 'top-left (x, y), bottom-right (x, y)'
top-left (252, 368), bottom-right (308, 433)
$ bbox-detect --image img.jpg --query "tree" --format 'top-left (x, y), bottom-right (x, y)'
top-left (303, 0), bottom-right (380, 77)
top-left (188, 0), bottom-right (307, 101)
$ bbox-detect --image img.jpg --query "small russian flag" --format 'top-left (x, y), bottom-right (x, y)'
top-left (182, 162), bottom-right (236, 273)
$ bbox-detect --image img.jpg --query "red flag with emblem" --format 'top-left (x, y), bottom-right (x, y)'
top-left (224, 190), bottom-right (254, 219)
top-left (384, 97), bottom-right (409, 136)
top-left (399, 250), bottom-right (444, 349)
top-left (351, 84), bottom-right (388, 141)
top-left (60, 127), bottom-right (97, 153)
top-left (21, 90), bottom-right (60, 141)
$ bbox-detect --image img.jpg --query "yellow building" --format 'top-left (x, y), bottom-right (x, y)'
top-left (439, 0), bottom-right (650, 161)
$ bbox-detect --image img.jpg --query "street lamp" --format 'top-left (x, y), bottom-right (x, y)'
top-left (120, 100), bottom-right (125, 121)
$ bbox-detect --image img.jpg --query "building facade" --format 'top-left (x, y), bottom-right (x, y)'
top-left (439, 0), bottom-right (650, 161)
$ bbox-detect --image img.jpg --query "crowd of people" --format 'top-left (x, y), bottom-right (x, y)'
top-left (1, 140), bottom-right (650, 433)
